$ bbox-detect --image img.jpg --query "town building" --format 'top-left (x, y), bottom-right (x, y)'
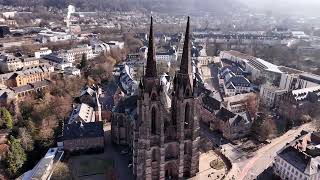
top-left (279, 66), bottom-right (320, 91)
top-left (91, 41), bottom-right (111, 55)
top-left (219, 67), bottom-right (251, 97)
top-left (0, 64), bottom-right (53, 88)
top-left (34, 47), bottom-right (52, 59)
top-left (220, 50), bottom-right (282, 83)
top-left (277, 85), bottom-right (320, 121)
top-left (42, 54), bottom-right (73, 70)
top-left (36, 30), bottom-right (72, 43)
top-left (75, 86), bottom-right (102, 121)
top-left (113, 64), bottom-right (138, 95)
top-left (223, 92), bottom-right (257, 113)
top-left (0, 54), bottom-right (23, 73)
top-left (0, 87), bottom-right (15, 105)
top-left (273, 131), bottom-right (320, 180)
top-left (156, 45), bottom-right (178, 62)
top-left (0, 54), bottom-right (41, 73)
top-left (59, 121), bottom-right (104, 152)
top-left (260, 83), bottom-right (287, 108)
top-left (200, 94), bottom-right (252, 140)
top-left (58, 44), bottom-right (94, 63)
top-left (11, 80), bottom-right (51, 98)
top-left (68, 103), bottom-right (96, 124)
top-left (64, 66), bottom-right (81, 76)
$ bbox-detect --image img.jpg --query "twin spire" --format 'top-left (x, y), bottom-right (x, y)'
top-left (145, 16), bottom-right (192, 78)
top-left (145, 17), bottom-right (157, 78)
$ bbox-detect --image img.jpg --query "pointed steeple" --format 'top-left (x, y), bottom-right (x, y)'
top-left (180, 16), bottom-right (192, 75)
top-left (145, 16), bottom-right (157, 78)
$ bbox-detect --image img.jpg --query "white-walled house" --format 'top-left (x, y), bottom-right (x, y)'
top-left (273, 132), bottom-right (320, 180)
top-left (34, 47), bottom-right (52, 59)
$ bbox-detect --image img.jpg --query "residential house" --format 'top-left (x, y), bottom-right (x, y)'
top-left (200, 94), bottom-right (252, 139)
top-left (273, 131), bottom-right (320, 180)
top-left (210, 107), bottom-right (252, 140)
top-left (220, 69), bottom-right (251, 97)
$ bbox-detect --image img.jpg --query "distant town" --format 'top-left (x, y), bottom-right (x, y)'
top-left (0, 1), bottom-right (319, 180)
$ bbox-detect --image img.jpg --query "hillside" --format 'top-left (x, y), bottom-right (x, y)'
top-left (0, 0), bottom-right (246, 15)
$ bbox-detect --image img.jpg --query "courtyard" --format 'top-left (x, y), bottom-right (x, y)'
top-left (69, 154), bottom-right (114, 180)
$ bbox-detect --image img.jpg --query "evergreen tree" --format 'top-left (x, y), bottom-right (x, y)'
top-left (0, 108), bottom-right (13, 129)
top-left (5, 136), bottom-right (27, 177)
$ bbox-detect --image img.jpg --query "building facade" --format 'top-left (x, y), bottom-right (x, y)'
top-left (273, 131), bottom-right (320, 180)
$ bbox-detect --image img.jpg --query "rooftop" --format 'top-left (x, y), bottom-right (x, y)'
top-left (63, 121), bottom-right (104, 141)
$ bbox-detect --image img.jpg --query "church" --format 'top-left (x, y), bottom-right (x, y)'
top-left (111, 17), bottom-right (200, 180)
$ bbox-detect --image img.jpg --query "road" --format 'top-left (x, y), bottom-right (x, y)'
top-left (238, 123), bottom-right (314, 180)
top-left (201, 122), bottom-right (314, 180)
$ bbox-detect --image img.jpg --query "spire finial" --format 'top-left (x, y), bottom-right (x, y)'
top-left (180, 16), bottom-right (192, 74)
top-left (145, 16), bottom-right (157, 78)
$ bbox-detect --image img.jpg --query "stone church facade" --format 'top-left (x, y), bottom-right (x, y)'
top-left (132, 17), bottom-right (200, 180)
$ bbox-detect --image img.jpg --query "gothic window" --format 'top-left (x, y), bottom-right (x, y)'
top-left (152, 149), bottom-right (157, 162)
top-left (151, 93), bottom-right (157, 101)
top-left (151, 107), bottom-right (157, 134)
top-left (185, 88), bottom-right (190, 97)
top-left (184, 103), bottom-right (190, 128)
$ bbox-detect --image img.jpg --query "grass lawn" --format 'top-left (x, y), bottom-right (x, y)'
top-left (69, 154), bottom-right (114, 177)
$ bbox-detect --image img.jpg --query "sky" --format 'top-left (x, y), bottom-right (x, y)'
top-left (238, 0), bottom-right (320, 16)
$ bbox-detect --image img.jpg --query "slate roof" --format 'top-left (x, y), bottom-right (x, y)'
top-left (216, 107), bottom-right (236, 122)
top-left (43, 54), bottom-right (64, 64)
top-left (10, 80), bottom-right (51, 93)
top-left (279, 146), bottom-right (312, 174)
top-left (228, 76), bottom-right (251, 87)
top-left (113, 95), bottom-right (138, 120)
top-left (31, 80), bottom-right (51, 88)
top-left (220, 66), bottom-right (245, 76)
top-left (62, 121), bottom-right (104, 140)
top-left (11, 84), bottom-right (33, 93)
top-left (202, 95), bottom-right (221, 113)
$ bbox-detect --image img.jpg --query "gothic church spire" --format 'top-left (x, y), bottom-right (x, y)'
top-left (145, 16), bottom-right (157, 78)
top-left (180, 16), bottom-right (192, 75)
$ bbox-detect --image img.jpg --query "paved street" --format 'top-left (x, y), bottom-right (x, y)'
top-left (201, 122), bottom-right (315, 180)
top-left (238, 123), bottom-right (314, 180)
